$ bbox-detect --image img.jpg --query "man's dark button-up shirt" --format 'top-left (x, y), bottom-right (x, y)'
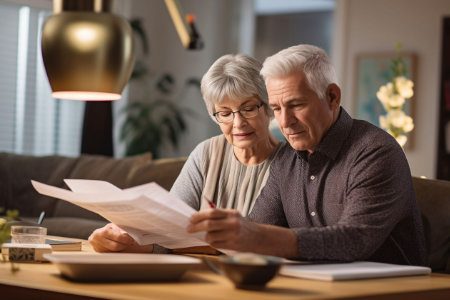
top-left (249, 108), bottom-right (427, 266)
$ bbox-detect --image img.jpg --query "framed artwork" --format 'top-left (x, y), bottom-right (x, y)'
top-left (354, 52), bottom-right (417, 128)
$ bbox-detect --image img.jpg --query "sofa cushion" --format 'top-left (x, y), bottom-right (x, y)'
top-left (53, 152), bottom-right (152, 220)
top-left (412, 176), bottom-right (450, 273)
top-left (67, 152), bottom-right (152, 188)
top-left (0, 152), bottom-right (78, 218)
top-left (125, 157), bottom-right (187, 190)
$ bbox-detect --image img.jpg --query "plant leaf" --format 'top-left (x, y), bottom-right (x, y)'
top-left (185, 77), bottom-right (201, 87)
top-left (157, 74), bottom-right (175, 94)
top-left (130, 19), bottom-right (149, 55)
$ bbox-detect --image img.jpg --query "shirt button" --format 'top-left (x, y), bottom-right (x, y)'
top-left (311, 211), bottom-right (316, 216)
top-left (310, 175), bottom-right (315, 180)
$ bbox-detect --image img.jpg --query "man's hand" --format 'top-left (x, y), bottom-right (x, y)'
top-left (187, 209), bottom-right (299, 258)
top-left (88, 223), bottom-right (153, 253)
top-left (187, 209), bottom-right (258, 251)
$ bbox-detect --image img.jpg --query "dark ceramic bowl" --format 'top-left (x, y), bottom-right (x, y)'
top-left (218, 254), bottom-right (283, 290)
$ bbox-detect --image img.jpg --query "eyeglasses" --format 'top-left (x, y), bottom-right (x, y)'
top-left (213, 103), bottom-right (264, 123)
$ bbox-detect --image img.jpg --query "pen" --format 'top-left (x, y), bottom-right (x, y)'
top-left (37, 210), bottom-right (46, 225)
top-left (204, 197), bottom-right (216, 209)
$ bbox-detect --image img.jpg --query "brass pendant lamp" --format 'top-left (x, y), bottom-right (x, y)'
top-left (41, 0), bottom-right (135, 101)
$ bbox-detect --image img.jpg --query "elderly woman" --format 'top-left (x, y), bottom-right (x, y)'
top-left (89, 54), bottom-right (282, 252)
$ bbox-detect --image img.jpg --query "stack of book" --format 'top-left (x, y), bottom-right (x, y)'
top-left (45, 239), bottom-right (82, 251)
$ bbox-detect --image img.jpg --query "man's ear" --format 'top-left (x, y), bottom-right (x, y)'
top-left (326, 83), bottom-right (341, 109)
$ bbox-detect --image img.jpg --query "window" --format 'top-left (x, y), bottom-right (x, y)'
top-left (0, 1), bottom-right (85, 157)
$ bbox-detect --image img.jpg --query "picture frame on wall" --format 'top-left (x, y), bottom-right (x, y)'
top-left (353, 52), bottom-right (417, 142)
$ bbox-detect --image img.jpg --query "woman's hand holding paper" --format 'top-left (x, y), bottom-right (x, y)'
top-left (88, 223), bottom-right (153, 253)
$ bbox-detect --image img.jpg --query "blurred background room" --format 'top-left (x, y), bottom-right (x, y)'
top-left (0, 0), bottom-right (449, 180)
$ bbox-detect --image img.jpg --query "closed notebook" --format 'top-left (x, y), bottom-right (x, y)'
top-left (45, 239), bottom-right (82, 251)
top-left (280, 261), bottom-right (431, 281)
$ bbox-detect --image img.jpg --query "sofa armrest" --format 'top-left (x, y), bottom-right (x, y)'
top-left (412, 176), bottom-right (450, 273)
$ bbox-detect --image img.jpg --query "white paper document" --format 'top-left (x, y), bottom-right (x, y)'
top-left (31, 179), bottom-right (208, 249)
top-left (280, 261), bottom-right (431, 281)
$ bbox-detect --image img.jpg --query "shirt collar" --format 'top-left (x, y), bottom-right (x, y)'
top-left (294, 107), bottom-right (353, 161)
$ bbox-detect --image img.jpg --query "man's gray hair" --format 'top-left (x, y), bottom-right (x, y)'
top-left (260, 44), bottom-right (338, 101)
top-left (201, 54), bottom-right (271, 120)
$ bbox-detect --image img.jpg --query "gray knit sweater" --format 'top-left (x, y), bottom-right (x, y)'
top-left (170, 135), bottom-right (283, 216)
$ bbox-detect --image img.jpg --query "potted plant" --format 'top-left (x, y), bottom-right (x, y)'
top-left (0, 208), bottom-right (20, 272)
top-left (120, 19), bottom-right (199, 158)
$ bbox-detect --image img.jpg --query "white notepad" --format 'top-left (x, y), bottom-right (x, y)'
top-left (280, 261), bottom-right (431, 281)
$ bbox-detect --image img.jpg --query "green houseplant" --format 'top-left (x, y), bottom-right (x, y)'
top-left (1, 208), bottom-right (20, 272)
top-left (120, 19), bottom-right (199, 158)
top-left (0, 208), bottom-right (19, 246)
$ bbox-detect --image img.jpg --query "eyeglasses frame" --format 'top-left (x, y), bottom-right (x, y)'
top-left (212, 103), bottom-right (264, 123)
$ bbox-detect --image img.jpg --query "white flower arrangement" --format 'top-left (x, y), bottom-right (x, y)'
top-left (376, 44), bottom-right (414, 148)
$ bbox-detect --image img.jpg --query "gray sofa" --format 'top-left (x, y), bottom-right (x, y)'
top-left (0, 152), bottom-right (186, 240)
top-left (0, 152), bottom-right (449, 273)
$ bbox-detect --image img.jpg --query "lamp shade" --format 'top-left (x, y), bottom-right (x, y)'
top-left (41, 1), bottom-right (134, 101)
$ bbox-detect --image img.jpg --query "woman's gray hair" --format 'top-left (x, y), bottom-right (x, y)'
top-left (201, 54), bottom-right (271, 121)
top-left (260, 44), bottom-right (338, 101)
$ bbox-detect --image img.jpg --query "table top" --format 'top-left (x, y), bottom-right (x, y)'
top-left (1, 239), bottom-right (450, 300)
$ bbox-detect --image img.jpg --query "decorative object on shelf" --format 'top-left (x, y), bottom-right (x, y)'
top-left (41, 0), bottom-right (135, 101)
top-left (376, 43), bottom-right (414, 148)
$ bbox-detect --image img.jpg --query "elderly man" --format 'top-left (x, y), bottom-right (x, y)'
top-left (187, 44), bottom-right (427, 266)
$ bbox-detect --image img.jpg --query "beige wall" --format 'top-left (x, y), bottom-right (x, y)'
top-left (254, 11), bottom-right (333, 62)
top-left (332, 0), bottom-right (450, 178)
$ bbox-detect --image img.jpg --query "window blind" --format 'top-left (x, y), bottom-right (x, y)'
top-left (0, 1), bottom-right (85, 157)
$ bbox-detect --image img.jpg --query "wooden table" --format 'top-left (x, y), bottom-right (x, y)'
top-left (1, 240), bottom-right (450, 300)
